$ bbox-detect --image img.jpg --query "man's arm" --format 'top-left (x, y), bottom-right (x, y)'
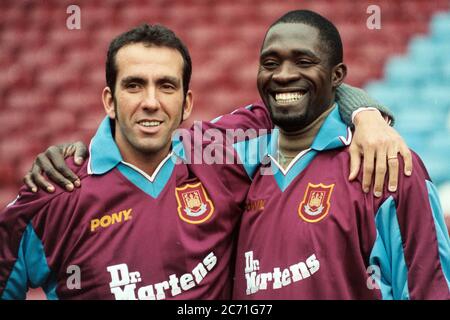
top-left (24, 142), bottom-right (87, 193)
top-left (0, 190), bottom-right (54, 299)
top-left (336, 83), bottom-right (412, 197)
top-left (22, 84), bottom-right (412, 194)
top-left (336, 83), bottom-right (394, 126)
top-left (369, 153), bottom-right (450, 299)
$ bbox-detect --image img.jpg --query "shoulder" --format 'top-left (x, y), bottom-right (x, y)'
top-left (397, 150), bottom-right (431, 189)
top-left (197, 100), bottom-right (271, 132)
top-left (2, 158), bottom-right (90, 219)
top-left (375, 150), bottom-right (432, 209)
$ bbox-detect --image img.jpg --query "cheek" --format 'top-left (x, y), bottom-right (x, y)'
top-left (165, 97), bottom-right (185, 121)
top-left (257, 70), bottom-right (269, 86)
top-left (309, 74), bottom-right (330, 94)
top-left (115, 102), bottom-right (139, 122)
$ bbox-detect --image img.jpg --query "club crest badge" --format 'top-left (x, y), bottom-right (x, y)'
top-left (176, 182), bottom-right (214, 224)
top-left (298, 183), bottom-right (334, 223)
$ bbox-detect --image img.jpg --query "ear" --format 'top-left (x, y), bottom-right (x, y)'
top-left (331, 63), bottom-right (347, 88)
top-left (102, 87), bottom-right (116, 119)
top-left (182, 90), bottom-right (194, 121)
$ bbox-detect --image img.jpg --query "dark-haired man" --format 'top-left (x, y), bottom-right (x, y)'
top-left (0, 24), bottom-right (247, 300)
top-left (0, 23), bottom-right (402, 300)
top-left (232, 10), bottom-right (450, 299)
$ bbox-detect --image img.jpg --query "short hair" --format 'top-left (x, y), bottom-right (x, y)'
top-left (106, 24), bottom-right (192, 99)
top-left (269, 10), bottom-right (343, 66)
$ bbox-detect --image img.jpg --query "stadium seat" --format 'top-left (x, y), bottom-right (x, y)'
top-left (6, 89), bottom-right (50, 112)
top-left (408, 38), bottom-right (435, 69)
top-left (420, 85), bottom-right (450, 112)
top-left (421, 151), bottom-right (450, 185)
top-left (365, 82), bottom-right (417, 110)
top-left (430, 12), bottom-right (450, 41)
top-left (385, 56), bottom-right (433, 86)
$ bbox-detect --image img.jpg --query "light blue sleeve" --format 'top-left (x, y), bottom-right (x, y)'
top-left (1, 224), bottom-right (56, 300)
top-left (369, 196), bottom-right (410, 300)
top-left (426, 181), bottom-right (450, 290)
top-left (369, 182), bottom-right (450, 300)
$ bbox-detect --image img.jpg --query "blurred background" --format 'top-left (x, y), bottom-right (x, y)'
top-left (1, 0), bottom-right (449, 299)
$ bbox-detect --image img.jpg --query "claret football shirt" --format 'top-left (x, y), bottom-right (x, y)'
top-left (232, 105), bottom-right (450, 300)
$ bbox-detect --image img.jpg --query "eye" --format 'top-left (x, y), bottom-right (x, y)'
top-left (162, 83), bottom-right (174, 89)
top-left (261, 59), bottom-right (279, 69)
top-left (161, 83), bottom-right (176, 91)
top-left (126, 83), bottom-right (141, 91)
top-left (297, 59), bottom-right (314, 66)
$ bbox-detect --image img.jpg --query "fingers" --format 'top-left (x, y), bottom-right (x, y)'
top-left (30, 161), bottom-right (55, 193)
top-left (348, 146), bottom-right (361, 181)
top-left (387, 147), bottom-right (399, 193)
top-left (46, 146), bottom-right (81, 188)
top-left (35, 153), bottom-right (73, 192)
top-left (399, 145), bottom-right (413, 176)
top-left (23, 172), bottom-right (38, 193)
top-left (362, 147), bottom-right (375, 194)
top-left (73, 141), bottom-right (88, 165)
top-left (373, 147), bottom-right (387, 197)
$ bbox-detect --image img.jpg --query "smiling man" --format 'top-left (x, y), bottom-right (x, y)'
top-left (259, 24), bottom-right (337, 133)
top-left (233, 10), bottom-right (450, 300)
top-left (0, 24), bottom-right (253, 300)
top-left (108, 44), bottom-right (192, 174)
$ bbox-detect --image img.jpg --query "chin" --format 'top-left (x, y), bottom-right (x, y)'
top-left (270, 108), bottom-right (308, 129)
top-left (131, 139), bottom-right (165, 155)
top-left (272, 116), bottom-right (307, 131)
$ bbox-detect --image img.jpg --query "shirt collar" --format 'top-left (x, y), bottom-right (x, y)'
top-left (265, 103), bottom-right (352, 159)
top-left (88, 116), bottom-right (186, 175)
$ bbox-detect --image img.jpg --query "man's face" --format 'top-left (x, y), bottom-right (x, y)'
top-left (104, 43), bottom-right (192, 160)
top-left (257, 23), bottom-right (338, 131)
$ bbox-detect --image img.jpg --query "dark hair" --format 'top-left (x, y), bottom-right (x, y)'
top-left (270, 10), bottom-right (343, 66)
top-left (106, 24), bottom-right (192, 99)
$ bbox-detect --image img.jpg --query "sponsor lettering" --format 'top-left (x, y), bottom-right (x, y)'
top-left (107, 252), bottom-right (217, 300)
top-left (244, 251), bottom-right (320, 295)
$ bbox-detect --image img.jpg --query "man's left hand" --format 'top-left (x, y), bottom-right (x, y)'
top-left (349, 109), bottom-right (413, 197)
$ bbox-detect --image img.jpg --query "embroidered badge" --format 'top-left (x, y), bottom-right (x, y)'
top-left (298, 183), bottom-right (334, 223)
top-left (176, 182), bottom-right (214, 224)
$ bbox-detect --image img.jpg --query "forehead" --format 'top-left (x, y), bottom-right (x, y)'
top-left (115, 43), bottom-right (184, 79)
top-left (261, 23), bottom-right (322, 56)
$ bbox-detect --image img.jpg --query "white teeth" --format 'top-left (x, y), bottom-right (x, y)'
top-left (140, 121), bottom-right (161, 127)
top-left (275, 92), bottom-right (305, 103)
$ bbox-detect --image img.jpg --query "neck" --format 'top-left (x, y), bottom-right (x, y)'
top-left (116, 139), bottom-right (172, 177)
top-left (277, 105), bottom-right (335, 169)
top-left (121, 148), bottom-right (171, 177)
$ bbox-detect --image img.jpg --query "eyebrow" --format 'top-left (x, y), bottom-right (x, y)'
top-left (260, 48), bottom-right (319, 60)
top-left (157, 75), bottom-right (180, 87)
top-left (120, 75), bottom-right (181, 87)
top-left (120, 76), bottom-right (147, 87)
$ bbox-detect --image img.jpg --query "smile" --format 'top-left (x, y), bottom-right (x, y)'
top-left (138, 120), bottom-right (162, 127)
top-left (273, 91), bottom-right (307, 105)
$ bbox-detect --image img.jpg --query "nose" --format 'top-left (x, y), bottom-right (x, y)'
top-left (272, 61), bottom-right (300, 84)
top-left (141, 87), bottom-right (161, 111)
